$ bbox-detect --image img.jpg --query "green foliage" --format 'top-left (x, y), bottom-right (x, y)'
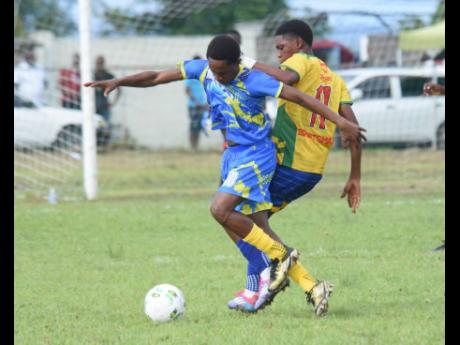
top-left (431, 0), bottom-right (445, 24)
top-left (398, 1), bottom-right (444, 32)
top-left (398, 14), bottom-right (426, 31)
top-left (101, 0), bottom-right (287, 35)
top-left (261, 7), bottom-right (330, 39)
top-left (14, 0), bottom-right (77, 37)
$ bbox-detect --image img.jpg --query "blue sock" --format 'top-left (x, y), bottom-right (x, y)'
top-left (236, 240), bottom-right (271, 274)
top-left (246, 265), bottom-right (260, 292)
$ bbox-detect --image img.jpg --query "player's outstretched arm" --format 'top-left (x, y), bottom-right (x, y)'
top-left (279, 84), bottom-right (366, 144)
top-left (241, 56), bottom-right (299, 85)
top-left (339, 103), bottom-right (362, 213)
top-left (256, 63), bottom-right (299, 85)
top-left (84, 69), bottom-right (183, 97)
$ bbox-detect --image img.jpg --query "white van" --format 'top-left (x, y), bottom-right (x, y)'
top-left (337, 65), bottom-right (445, 148)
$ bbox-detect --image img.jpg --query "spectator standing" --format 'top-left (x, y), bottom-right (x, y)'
top-left (94, 55), bottom-right (121, 123)
top-left (184, 55), bottom-right (208, 150)
top-left (59, 53), bottom-right (81, 109)
top-left (14, 51), bottom-right (48, 106)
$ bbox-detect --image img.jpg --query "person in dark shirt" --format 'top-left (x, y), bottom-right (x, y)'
top-left (94, 55), bottom-right (121, 122)
top-left (94, 56), bottom-right (121, 146)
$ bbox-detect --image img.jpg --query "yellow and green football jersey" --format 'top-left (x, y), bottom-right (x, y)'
top-left (272, 52), bottom-right (353, 174)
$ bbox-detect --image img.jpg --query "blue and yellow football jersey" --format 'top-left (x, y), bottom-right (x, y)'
top-left (178, 59), bottom-right (283, 145)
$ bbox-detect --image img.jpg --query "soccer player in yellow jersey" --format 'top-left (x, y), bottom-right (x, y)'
top-left (227, 19), bottom-right (364, 316)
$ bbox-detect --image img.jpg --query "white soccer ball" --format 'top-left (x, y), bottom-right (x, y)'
top-left (144, 284), bottom-right (186, 323)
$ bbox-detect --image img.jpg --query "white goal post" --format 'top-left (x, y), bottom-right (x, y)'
top-left (79, 0), bottom-right (97, 200)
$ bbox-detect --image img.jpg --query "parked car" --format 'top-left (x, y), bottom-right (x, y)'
top-left (336, 65), bottom-right (445, 148)
top-left (14, 94), bottom-right (109, 149)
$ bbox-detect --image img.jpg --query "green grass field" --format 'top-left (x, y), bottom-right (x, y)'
top-left (14, 149), bottom-right (445, 345)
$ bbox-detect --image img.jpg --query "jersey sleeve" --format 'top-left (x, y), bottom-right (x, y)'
top-left (246, 70), bottom-right (284, 98)
top-left (279, 53), bottom-right (309, 81)
top-left (177, 59), bottom-right (207, 80)
top-left (184, 79), bottom-right (193, 88)
top-left (338, 76), bottom-right (353, 105)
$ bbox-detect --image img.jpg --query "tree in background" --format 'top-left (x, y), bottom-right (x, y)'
top-left (14, 0), bottom-right (76, 37)
top-left (261, 7), bottom-right (330, 39)
top-left (398, 14), bottom-right (426, 31)
top-left (431, 0), bottom-right (445, 24)
top-left (100, 0), bottom-right (288, 36)
top-left (399, 0), bottom-right (444, 31)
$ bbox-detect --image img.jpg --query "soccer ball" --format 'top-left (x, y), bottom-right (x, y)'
top-left (144, 284), bottom-right (185, 323)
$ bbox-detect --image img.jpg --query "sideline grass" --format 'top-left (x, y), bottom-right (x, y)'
top-left (14, 149), bottom-right (444, 344)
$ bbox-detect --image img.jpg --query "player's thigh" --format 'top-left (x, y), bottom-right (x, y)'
top-left (211, 191), bottom-right (244, 214)
top-left (220, 140), bottom-right (276, 205)
top-left (270, 165), bottom-right (322, 208)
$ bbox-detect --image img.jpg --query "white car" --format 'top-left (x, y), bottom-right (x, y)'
top-left (337, 65), bottom-right (445, 148)
top-left (14, 94), bottom-right (109, 149)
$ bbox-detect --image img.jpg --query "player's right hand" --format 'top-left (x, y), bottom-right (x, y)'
top-left (341, 178), bottom-right (361, 213)
top-left (423, 82), bottom-right (444, 96)
top-left (84, 79), bottom-right (119, 97)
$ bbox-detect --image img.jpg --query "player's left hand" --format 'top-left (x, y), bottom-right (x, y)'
top-left (341, 178), bottom-right (361, 213)
top-left (339, 119), bottom-right (367, 149)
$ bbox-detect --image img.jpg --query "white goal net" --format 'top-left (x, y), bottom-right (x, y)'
top-left (14, 0), bottom-right (445, 201)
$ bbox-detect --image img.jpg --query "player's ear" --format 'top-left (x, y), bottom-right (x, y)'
top-left (295, 37), bottom-right (305, 50)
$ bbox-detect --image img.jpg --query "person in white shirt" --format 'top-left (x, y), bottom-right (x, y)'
top-left (14, 51), bottom-right (48, 106)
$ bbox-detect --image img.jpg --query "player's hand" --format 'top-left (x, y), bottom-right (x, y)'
top-left (423, 82), bottom-right (444, 96)
top-left (341, 178), bottom-right (361, 213)
top-left (240, 55), bottom-right (257, 69)
top-left (84, 79), bottom-right (119, 97)
top-left (201, 111), bottom-right (211, 136)
top-left (339, 119), bottom-right (366, 148)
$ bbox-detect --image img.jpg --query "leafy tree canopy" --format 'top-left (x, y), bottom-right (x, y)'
top-left (101, 0), bottom-right (288, 35)
top-left (14, 0), bottom-right (77, 37)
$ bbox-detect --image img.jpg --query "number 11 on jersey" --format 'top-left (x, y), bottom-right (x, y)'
top-left (309, 85), bottom-right (331, 130)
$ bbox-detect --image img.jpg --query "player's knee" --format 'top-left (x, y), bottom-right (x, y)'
top-left (210, 202), bottom-right (230, 225)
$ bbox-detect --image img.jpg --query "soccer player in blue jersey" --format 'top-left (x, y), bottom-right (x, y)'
top-left (84, 35), bottom-right (365, 303)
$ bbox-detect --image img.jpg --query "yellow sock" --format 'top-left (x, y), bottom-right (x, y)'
top-left (288, 261), bottom-right (317, 293)
top-left (243, 223), bottom-right (286, 260)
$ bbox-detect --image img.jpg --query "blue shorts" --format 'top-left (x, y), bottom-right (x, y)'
top-left (269, 165), bottom-right (322, 213)
top-left (218, 138), bottom-right (276, 215)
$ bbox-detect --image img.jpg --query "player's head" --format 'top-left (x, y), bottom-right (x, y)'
top-left (96, 55), bottom-right (105, 70)
top-left (192, 54), bottom-right (202, 60)
top-left (206, 35), bottom-right (241, 85)
top-left (24, 51), bottom-right (36, 65)
top-left (274, 19), bottom-right (313, 63)
top-left (225, 29), bottom-right (242, 46)
top-left (72, 53), bottom-right (80, 69)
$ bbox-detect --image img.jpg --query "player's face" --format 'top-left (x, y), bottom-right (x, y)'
top-left (208, 58), bottom-right (240, 85)
top-left (275, 35), bottom-right (301, 63)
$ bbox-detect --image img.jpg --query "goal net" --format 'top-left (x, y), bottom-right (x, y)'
top-left (14, 0), bottom-right (445, 202)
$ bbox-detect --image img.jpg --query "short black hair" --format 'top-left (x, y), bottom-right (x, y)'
top-left (275, 19), bottom-right (313, 47)
top-left (206, 35), bottom-right (241, 64)
top-left (192, 54), bottom-right (202, 60)
top-left (225, 29), bottom-right (242, 45)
